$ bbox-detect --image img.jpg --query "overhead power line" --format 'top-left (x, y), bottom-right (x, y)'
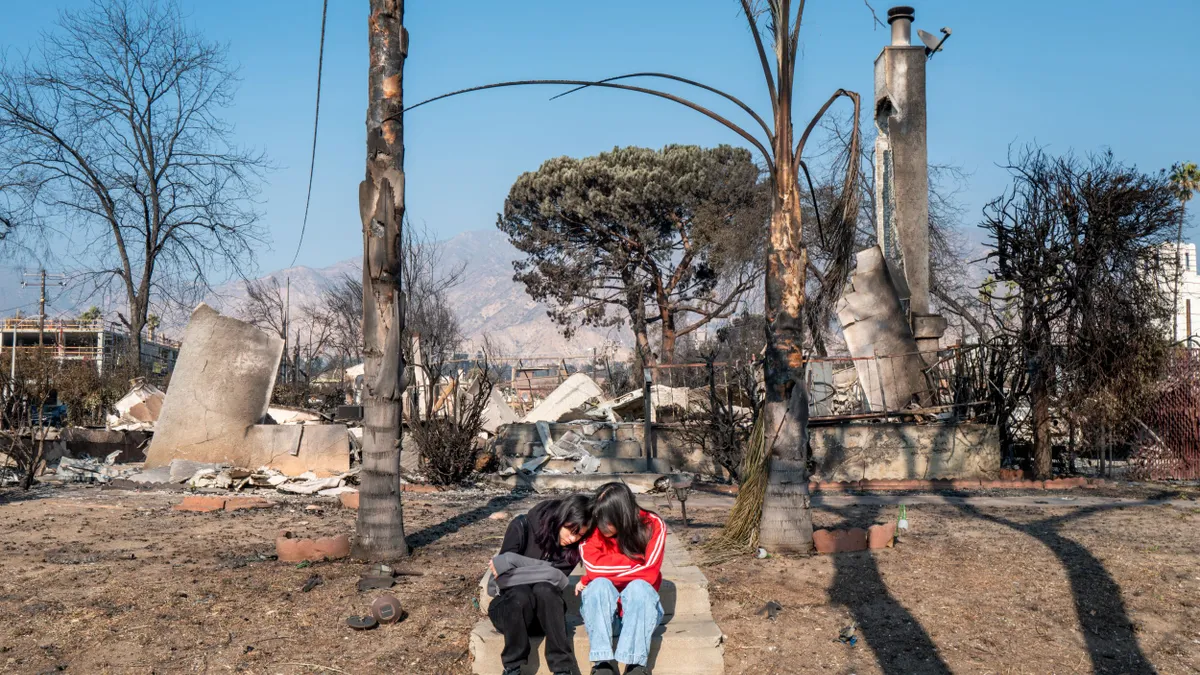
top-left (289, 0), bottom-right (330, 268)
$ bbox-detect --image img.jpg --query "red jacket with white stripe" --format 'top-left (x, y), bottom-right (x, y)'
top-left (580, 510), bottom-right (666, 592)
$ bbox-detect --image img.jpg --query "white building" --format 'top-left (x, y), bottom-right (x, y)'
top-left (0, 317), bottom-right (179, 375)
top-left (1165, 243), bottom-right (1200, 343)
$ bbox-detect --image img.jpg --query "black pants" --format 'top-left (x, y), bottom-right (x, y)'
top-left (488, 582), bottom-right (574, 673)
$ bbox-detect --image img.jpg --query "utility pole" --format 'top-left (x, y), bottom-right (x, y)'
top-left (21, 270), bottom-right (66, 353)
top-left (282, 276), bottom-right (291, 384)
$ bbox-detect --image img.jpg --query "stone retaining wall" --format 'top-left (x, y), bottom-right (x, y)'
top-left (495, 420), bottom-right (1000, 482)
top-left (809, 421), bottom-right (1000, 482)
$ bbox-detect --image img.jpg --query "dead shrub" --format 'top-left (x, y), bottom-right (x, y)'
top-left (410, 356), bottom-right (499, 486)
top-left (677, 360), bottom-right (759, 482)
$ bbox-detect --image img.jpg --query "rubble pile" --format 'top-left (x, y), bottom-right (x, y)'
top-left (107, 378), bottom-right (165, 431)
top-left (119, 458), bottom-right (362, 495)
top-left (54, 451), bottom-right (135, 483)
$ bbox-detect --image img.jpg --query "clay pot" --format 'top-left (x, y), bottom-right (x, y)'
top-left (275, 530), bottom-right (351, 562)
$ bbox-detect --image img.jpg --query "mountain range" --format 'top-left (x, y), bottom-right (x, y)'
top-left (0, 230), bottom-right (627, 359)
top-left (207, 229), bottom-right (628, 359)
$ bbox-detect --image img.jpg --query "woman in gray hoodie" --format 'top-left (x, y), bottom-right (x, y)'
top-left (487, 495), bottom-right (592, 675)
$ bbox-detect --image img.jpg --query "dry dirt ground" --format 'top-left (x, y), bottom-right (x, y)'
top-left (2, 483), bottom-right (1199, 674)
top-left (688, 486), bottom-right (1200, 675)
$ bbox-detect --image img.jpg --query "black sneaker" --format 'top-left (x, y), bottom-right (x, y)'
top-left (502, 668), bottom-right (522, 675)
top-left (624, 665), bottom-right (649, 675)
top-left (591, 664), bottom-right (618, 675)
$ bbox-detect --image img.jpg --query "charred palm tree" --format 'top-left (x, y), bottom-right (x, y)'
top-left (406, 1), bottom-right (863, 552)
top-left (355, 0), bottom-right (409, 560)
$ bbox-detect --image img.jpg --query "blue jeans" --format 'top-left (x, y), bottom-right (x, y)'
top-left (580, 578), bottom-right (663, 666)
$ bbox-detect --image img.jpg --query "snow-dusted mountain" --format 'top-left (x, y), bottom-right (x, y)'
top-left (0, 230), bottom-right (628, 357)
top-left (210, 229), bottom-right (627, 358)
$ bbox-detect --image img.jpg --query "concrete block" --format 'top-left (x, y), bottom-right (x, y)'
top-left (295, 424), bottom-right (352, 476)
top-left (151, 423), bottom-right (349, 478)
top-left (837, 246), bottom-right (928, 411)
top-left (243, 423), bottom-right (304, 462)
top-left (145, 303), bottom-right (283, 469)
top-left (482, 388), bottom-right (520, 434)
top-left (470, 619), bottom-right (724, 675)
top-left (911, 313), bottom-right (949, 340)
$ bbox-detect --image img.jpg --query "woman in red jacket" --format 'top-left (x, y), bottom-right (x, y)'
top-left (575, 482), bottom-right (666, 675)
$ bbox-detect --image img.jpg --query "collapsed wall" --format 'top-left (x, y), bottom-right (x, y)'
top-left (144, 303), bottom-right (349, 476)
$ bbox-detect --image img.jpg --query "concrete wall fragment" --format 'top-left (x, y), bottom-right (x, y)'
top-left (143, 303), bottom-right (346, 476)
top-left (521, 373), bottom-right (603, 423)
top-left (146, 303), bottom-right (283, 470)
top-left (481, 387), bottom-right (519, 434)
top-left (836, 247), bottom-right (929, 410)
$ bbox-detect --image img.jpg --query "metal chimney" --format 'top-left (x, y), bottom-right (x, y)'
top-left (887, 6), bottom-right (915, 46)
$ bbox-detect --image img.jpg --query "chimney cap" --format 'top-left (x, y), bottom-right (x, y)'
top-left (887, 6), bottom-right (916, 23)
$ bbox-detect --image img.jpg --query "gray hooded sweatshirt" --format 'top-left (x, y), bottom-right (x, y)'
top-left (486, 552), bottom-right (570, 597)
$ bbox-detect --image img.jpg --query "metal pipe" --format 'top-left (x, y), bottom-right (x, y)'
top-left (887, 5), bottom-right (915, 46)
top-left (643, 367), bottom-right (654, 471)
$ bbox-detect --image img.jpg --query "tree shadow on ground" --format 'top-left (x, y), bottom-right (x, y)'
top-left (406, 488), bottom-right (530, 550)
top-left (0, 484), bottom-right (60, 506)
top-left (945, 494), bottom-right (1156, 675)
top-left (821, 502), bottom-right (953, 675)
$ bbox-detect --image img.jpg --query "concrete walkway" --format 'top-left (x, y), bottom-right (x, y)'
top-left (470, 531), bottom-right (724, 675)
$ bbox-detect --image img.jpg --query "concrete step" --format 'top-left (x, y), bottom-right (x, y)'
top-left (473, 532), bottom-right (723, 675)
top-left (480, 573), bottom-right (713, 623)
top-left (500, 456), bottom-right (674, 474)
top-left (470, 618), bottom-right (725, 675)
top-left (490, 473), bottom-right (666, 494)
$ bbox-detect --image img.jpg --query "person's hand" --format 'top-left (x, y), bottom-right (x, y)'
top-left (488, 560), bottom-right (497, 577)
top-left (574, 580), bottom-right (587, 596)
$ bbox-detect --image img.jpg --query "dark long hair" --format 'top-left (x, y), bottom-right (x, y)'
top-left (531, 494), bottom-right (593, 567)
top-left (590, 482), bottom-right (654, 561)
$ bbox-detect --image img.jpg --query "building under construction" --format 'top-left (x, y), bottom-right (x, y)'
top-left (0, 317), bottom-right (180, 376)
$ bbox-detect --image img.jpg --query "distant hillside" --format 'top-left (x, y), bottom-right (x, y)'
top-left (0, 231), bottom-right (630, 358)
top-left (208, 229), bottom-right (628, 358)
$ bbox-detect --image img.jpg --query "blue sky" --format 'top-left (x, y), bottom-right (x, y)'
top-left (2, 0), bottom-right (1198, 275)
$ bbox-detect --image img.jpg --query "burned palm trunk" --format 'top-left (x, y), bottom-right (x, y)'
top-left (758, 155), bottom-right (815, 553)
top-left (758, 1), bottom-right (818, 555)
top-left (354, 0), bottom-right (408, 561)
